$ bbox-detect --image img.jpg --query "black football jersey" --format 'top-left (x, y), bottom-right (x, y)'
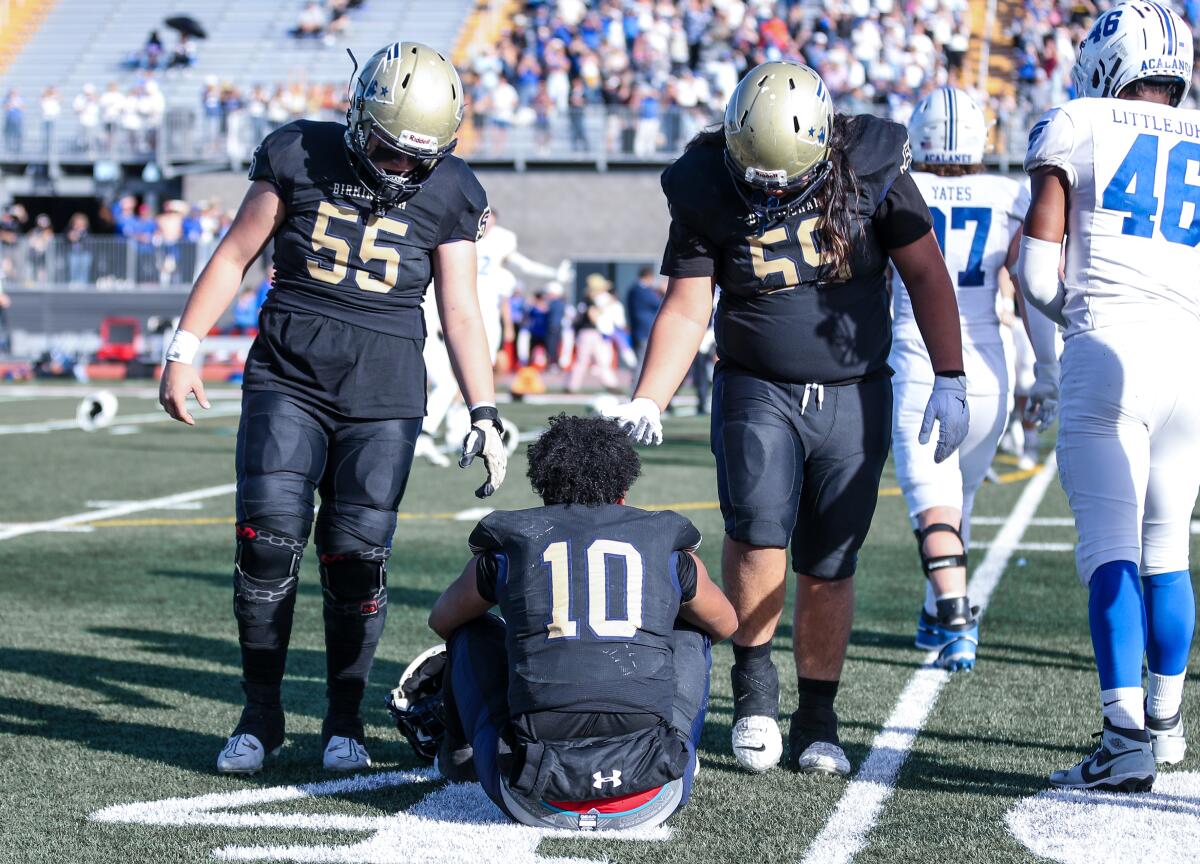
top-left (250, 119), bottom-right (489, 338)
top-left (241, 120), bottom-right (488, 419)
top-left (660, 114), bottom-right (933, 385)
top-left (469, 504), bottom-right (702, 720)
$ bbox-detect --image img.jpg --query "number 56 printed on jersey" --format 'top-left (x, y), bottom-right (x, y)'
top-left (1104, 133), bottom-right (1200, 245)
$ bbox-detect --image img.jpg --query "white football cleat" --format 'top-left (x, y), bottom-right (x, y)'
top-left (217, 733), bottom-right (279, 775)
top-left (1147, 711), bottom-right (1187, 766)
top-left (323, 736), bottom-right (372, 772)
top-left (731, 716), bottom-right (783, 773)
top-left (794, 741), bottom-right (851, 777)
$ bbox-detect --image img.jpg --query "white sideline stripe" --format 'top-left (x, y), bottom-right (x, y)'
top-left (972, 516), bottom-right (1073, 526)
top-left (0, 483), bottom-right (236, 542)
top-left (0, 404), bottom-right (242, 435)
top-left (798, 455), bottom-right (1060, 864)
top-left (971, 541), bottom-right (1075, 553)
top-left (0, 384), bottom-right (244, 399)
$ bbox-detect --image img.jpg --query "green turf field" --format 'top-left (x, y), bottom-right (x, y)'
top-left (1, 383), bottom-right (1197, 864)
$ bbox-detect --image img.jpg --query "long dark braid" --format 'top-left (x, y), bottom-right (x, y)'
top-left (809, 114), bottom-right (862, 281)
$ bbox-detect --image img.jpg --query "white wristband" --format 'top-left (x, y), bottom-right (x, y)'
top-left (165, 329), bottom-right (201, 365)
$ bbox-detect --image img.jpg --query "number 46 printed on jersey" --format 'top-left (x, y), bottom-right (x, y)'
top-left (1104, 133), bottom-right (1200, 245)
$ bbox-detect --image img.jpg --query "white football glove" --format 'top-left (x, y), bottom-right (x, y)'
top-left (602, 397), bottom-right (663, 446)
top-left (555, 259), bottom-right (574, 285)
top-left (919, 374), bottom-right (970, 464)
top-left (1025, 361), bottom-right (1060, 432)
top-left (459, 408), bottom-right (508, 498)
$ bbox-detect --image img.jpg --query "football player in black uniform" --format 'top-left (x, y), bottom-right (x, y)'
top-left (158, 42), bottom-right (509, 774)
top-left (405, 414), bottom-right (736, 830)
top-left (607, 62), bottom-right (969, 776)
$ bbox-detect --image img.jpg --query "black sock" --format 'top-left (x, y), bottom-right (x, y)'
top-left (732, 640), bottom-right (773, 670)
top-left (731, 642), bottom-right (779, 720)
top-left (790, 677), bottom-right (841, 746)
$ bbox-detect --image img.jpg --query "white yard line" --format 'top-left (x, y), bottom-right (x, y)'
top-left (0, 484), bottom-right (237, 542)
top-left (972, 540), bottom-right (1075, 553)
top-left (798, 455), bottom-right (1060, 864)
top-left (0, 404), bottom-right (242, 435)
top-left (971, 515), bottom-right (1074, 526)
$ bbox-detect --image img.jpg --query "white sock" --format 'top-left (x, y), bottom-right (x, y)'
top-left (1147, 671), bottom-right (1187, 720)
top-left (1100, 687), bottom-right (1145, 730)
top-left (924, 582), bottom-right (938, 616)
top-left (925, 583), bottom-right (966, 618)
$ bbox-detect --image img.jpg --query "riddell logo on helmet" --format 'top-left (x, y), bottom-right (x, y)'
top-left (745, 166), bottom-right (787, 185)
top-left (399, 129), bottom-right (439, 152)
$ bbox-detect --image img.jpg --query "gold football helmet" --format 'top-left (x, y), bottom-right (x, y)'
top-left (723, 61), bottom-right (834, 224)
top-left (345, 42), bottom-right (465, 210)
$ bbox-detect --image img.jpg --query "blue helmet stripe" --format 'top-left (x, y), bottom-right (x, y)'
top-left (948, 88), bottom-right (957, 152)
top-left (1149, 2), bottom-right (1172, 53)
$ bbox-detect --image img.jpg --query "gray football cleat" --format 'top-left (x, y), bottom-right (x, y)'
top-left (1050, 721), bottom-right (1155, 792)
top-left (1146, 710), bottom-right (1187, 766)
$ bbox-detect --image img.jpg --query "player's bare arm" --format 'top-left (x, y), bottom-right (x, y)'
top-left (159, 180), bottom-right (284, 425)
top-left (678, 553), bottom-right (739, 641)
top-left (428, 556), bottom-right (493, 640)
top-left (434, 240), bottom-right (495, 409)
top-left (889, 230), bottom-right (963, 376)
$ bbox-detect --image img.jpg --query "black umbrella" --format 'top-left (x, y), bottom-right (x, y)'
top-left (164, 15), bottom-right (207, 39)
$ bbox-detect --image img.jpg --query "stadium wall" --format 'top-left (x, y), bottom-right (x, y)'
top-left (183, 169), bottom-right (672, 265)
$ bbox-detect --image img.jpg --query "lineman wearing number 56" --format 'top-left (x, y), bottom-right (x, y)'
top-left (158, 42), bottom-right (509, 775)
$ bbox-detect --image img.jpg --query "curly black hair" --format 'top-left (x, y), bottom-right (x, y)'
top-left (526, 414), bottom-right (641, 506)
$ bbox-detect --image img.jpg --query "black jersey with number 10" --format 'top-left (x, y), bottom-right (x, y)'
top-left (469, 504), bottom-right (702, 722)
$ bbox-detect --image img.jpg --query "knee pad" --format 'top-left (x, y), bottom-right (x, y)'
top-left (319, 547), bottom-right (389, 624)
top-left (233, 524), bottom-right (304, 648)
top-left (914, 522), bottom-right (967, 578)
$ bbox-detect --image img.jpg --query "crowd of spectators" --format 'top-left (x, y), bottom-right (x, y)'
top-left (291, 0), bottom-right (365, 45)
top-left (0, 197), bottom-right (236, 289)
top-left (462, 0), bottom-right (975, 156)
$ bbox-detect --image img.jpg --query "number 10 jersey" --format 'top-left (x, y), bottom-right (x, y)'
top-left (1025, 97), bottom-right (1200, 336)
top-left (468, 504), bottom-right (702, 721)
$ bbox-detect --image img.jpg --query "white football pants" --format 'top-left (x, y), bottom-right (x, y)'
top-left (1057, 321), bottom-right (1200, 584)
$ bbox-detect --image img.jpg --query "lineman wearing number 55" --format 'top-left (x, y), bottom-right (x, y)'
top-left (1020, 1), bottom-right (1198, 792)
top-left (158, 42), bottom-right (509, 775)
top-left (607, 62), bottom-right (969, 776)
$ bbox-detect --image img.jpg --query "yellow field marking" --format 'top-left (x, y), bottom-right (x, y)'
top-left (83, 465), bottom-right (1044, 531)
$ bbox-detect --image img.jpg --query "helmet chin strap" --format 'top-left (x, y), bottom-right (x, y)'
top-left (729, 156), bottom-right (833, 232)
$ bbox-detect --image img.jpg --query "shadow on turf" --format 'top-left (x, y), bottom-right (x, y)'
top-left (149, 569), bottom-right (442, 611)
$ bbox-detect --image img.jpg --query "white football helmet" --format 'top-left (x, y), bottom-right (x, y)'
top-left (1072, 1), bottom-right (1193, 105)
top-left (908, 87), bottom-right (987, 165)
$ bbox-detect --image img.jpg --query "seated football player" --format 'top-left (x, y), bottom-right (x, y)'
top-left (393, 414), bottom-right (737, 830)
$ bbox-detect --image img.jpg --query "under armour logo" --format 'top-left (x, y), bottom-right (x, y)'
top-left (592, 770), bottom-right (622, 789)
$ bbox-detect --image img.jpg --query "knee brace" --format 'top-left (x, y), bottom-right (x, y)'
top-left (233, 524), bottom-right (304, 650)
top-left (914, 522), bottom-right (967, 578)
top-left (320, 547), bottom-right (390, 714)
top-left (318, 547), bottom-right (389, 620)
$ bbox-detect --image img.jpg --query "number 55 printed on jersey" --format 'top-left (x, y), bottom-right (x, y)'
top-left (543, 540), bottom-right (644, 640)
top-left (308, 200), bottom-right (410, 293)
top-left (1103, 133), bottom-right (1200, 245)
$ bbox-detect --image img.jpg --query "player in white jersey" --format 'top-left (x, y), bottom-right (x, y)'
top-left (892, 87), bottom-right (1051, 672)
top-left (1021, 0), bottom-right (1198, 792)
top-left (415, 210), bottom-right (567, 464)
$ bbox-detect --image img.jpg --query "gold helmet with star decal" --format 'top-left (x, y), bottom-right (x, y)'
top-left (723, 61), bottom-right (834, 224)
top-left (345, 41), bottom-right (465, 211)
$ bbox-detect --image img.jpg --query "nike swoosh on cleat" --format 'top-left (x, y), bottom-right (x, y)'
top-left (735, 744), bottom-right (768, 752)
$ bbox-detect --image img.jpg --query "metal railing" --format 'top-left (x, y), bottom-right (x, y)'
top-left (2, 102), bottom-right (1038, 171)
top-left (0, 235), bottom-right (217, 291)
